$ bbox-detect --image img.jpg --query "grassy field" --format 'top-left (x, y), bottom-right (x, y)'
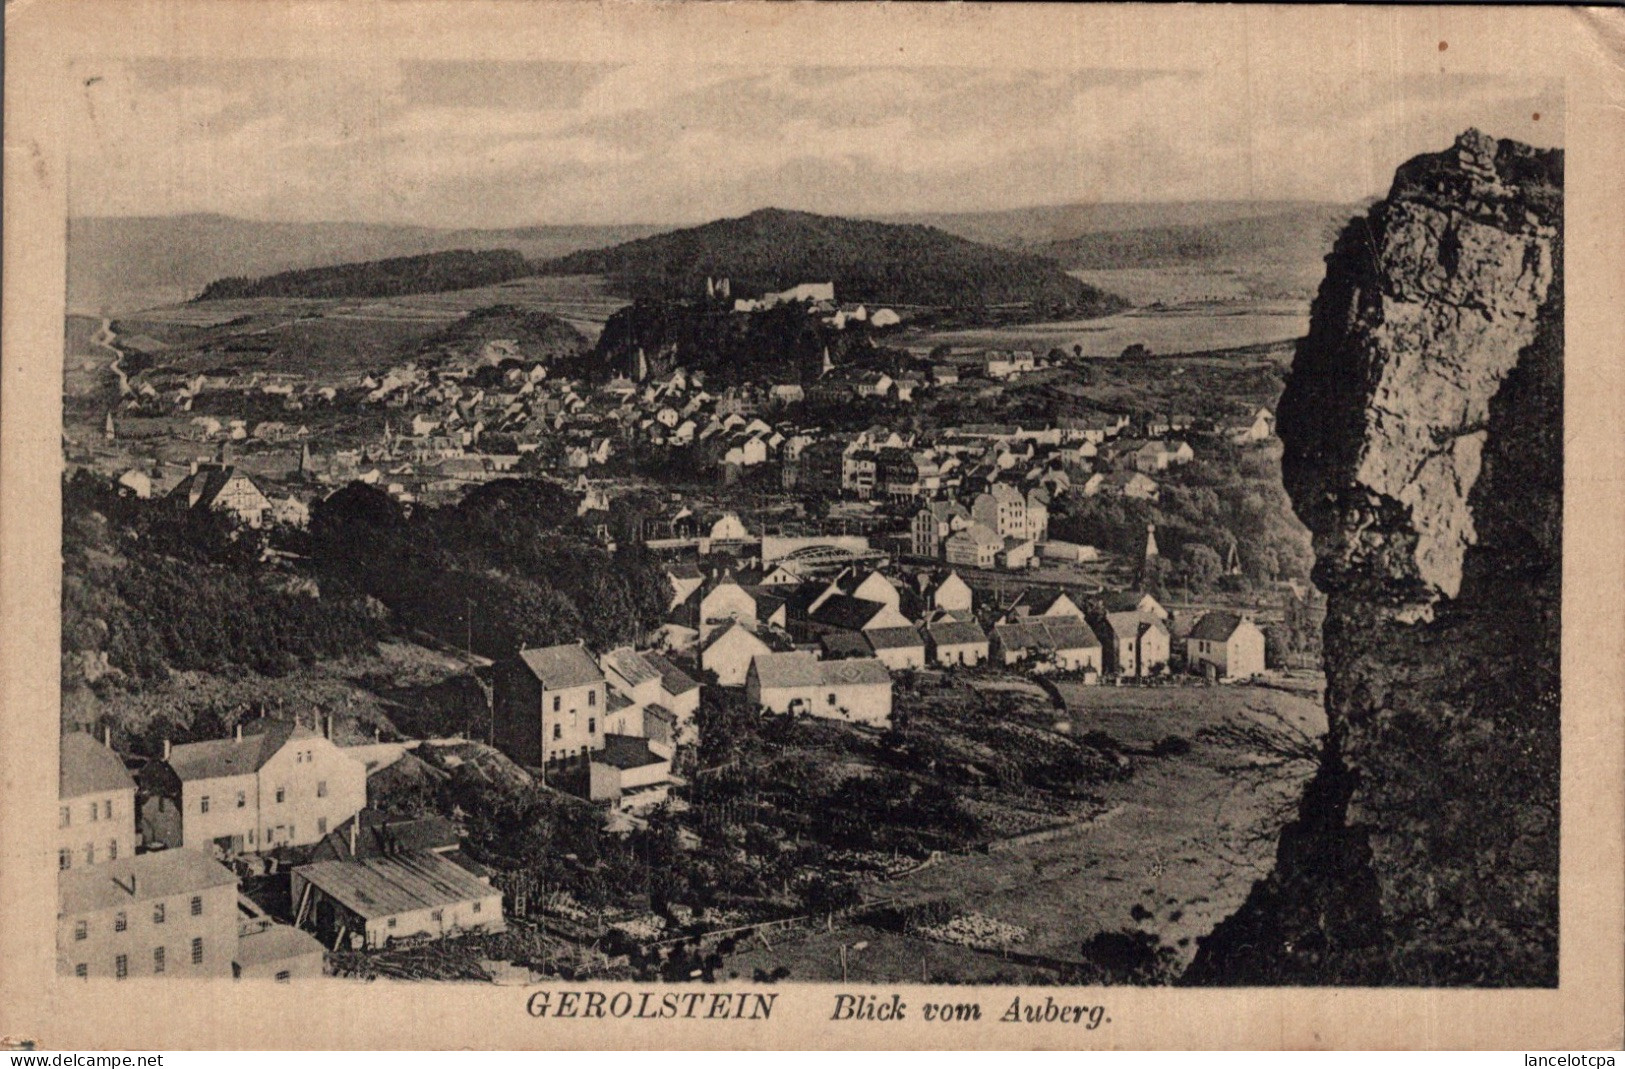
top-left (719, 682), bottom-right (1325, 983)
top-left (910, 306), bottom-right (1309, 359)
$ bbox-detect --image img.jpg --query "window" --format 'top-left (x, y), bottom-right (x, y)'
top-left (153, 947), bottom-right (165, 974)
top-left (317, 780), bottom-right (327, 798)
top-left (90, 802), bottom-right (98, 823)
top-left (115, 954), bottom-right (128, 980)
top-left (85, 844), bottom-right (95, 865)
top-left (289, 824), bottom-right (296, 840)
top-left (472, 901), bottom-right (481, 914)
top-left (59, 849), bottom-right (71, 871)
top-left (191, 937), bottom-right (203, 964)
top-left (275, 970), bottom-right (291, 983)
top-left (74, 921), bottom-right (87, 941)
top-left (248, 829), bottom-right (255, 846)
top-left (317, 817), bottom-right (327, 836)
top-left (275, 787), bottom-right (285, 804)
top-left (236, 791), bottom-right (246, 809)
top-left (59, 806), bottom-right (70, 828)
top-left (74, 964), bottom-right (87, 979)
top-left (588, 690), bottom-right (597, 708)
top-left (387, 917), bottom-right (397, 929)
top-left (200, 795), bottom-right (211, 814)
top-left (552, 724), bottom-right (562, 740)
top-left (552, 695), bottom-right (561, 713)
top-left (104, 799), bottom-right (113, 820)
top-left (108, 840), bottom-right (118, 861)
top-left (588, 718), bottom-right (596, 735)
top-left (153, 902), bottom-right (165, 924)
top-left (431, 909), bottom-right (443, 923)
top-left (827, 693), bottom-right (837, 706)
top-left (114, 911), bottom-right (127, 932)
top-left (190, 895), bottom-right (202, 916)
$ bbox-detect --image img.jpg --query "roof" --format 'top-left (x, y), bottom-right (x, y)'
top-left (993, 618), bottom-right (1101, 652)
top-left (1010, 588), bottom-right (1078, 617)
top-left (321, 811), bottom-right (460, 861)
top-left (926, 620), bottom-right (989, 646)
top-left (1189, 611), bottom-right (1253, 643)
top-left (1104, 611), bottom-right (1168, 641)
top-left (235, 922), bottom-right (326, 968)
top-left (597, 734), bottom-right (668, 771)
top-left (643, 652), bottom-right (699, 696)
top-left (751, 651), bottom-right (827, 689)
top-left (864, 625), bottom-right (924, 651)
top-left (170, 464), bottom-right (259, 509)
top-left (516, 643), bottom-right (604, 690)
top-left (949, 524), bottom-right (1002, 548)
top-left (59, 848), bottom-right (237, 916)
top-left (601, 646), bottom-right (660, 690)
top-left (167, 720), bottom-right (313, 782)
top-left (810, 593), bottom-right (892, 632)
top-left (819, 632), bottom-right (874, 659)
top-left (1103, 591), bottom-right (1163, 614)
top-left (819, 658), bottom-right (892, 687)
top-left (60, 733), bottom-right (135, 799)
top-left (701, 619), bottom-right (771, 655)
top-left (293, 851), bottom-right (497, 921)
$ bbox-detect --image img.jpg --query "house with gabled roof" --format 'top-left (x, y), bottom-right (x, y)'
top-left (139, 719), bottom-right (366, 856)
top-left (745, 652), bottom-right (892, 726)
top-left (1186, 611), bottom-right (1266, 680)
top-left (1102, 611), bottom-right (1172, 678)
top-left (492, 642), bottom-right (608, 772)
top-left (700, 620), bottom-right (776, 688)
top-left (863, 625), bottom-right (927, 671)
top-left (990, 618), bottom-right (1102, 675)
top-left (59, 732), bottom-right (136, 871)
top-left (167, 464), bottom-right (272, 527)
top-left (924, 618), bottom-right (989, 667)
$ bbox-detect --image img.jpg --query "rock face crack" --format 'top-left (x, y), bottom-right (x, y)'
top-left (1186, 129), bottom-right (1562, 987)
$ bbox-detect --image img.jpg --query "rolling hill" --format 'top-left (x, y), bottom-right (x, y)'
top-left (880, 200), bottom-right (1349, 250)
top-left (194, 249), bottom-right (533, 301)
top-left (534, 207), bottom-right (1126, 315)
top-left (66, 214), bottom-right (663, 314)
top-left (1034, 205), bottom-right (1358, 273)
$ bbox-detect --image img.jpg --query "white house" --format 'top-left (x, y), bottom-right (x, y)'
top-left (745, 652), bottom-right (893, 727)
top-left (1186, 611), bottom-right (1266, 680)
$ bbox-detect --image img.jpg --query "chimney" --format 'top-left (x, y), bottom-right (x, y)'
top-left (162, 738), bottom-right (171, 761)
top-left (349, 818), bottom-right (358, 858)
top-left (324, 713), bottom-right (333, 740)
top-left (103, 725), bottom-right (112, 749)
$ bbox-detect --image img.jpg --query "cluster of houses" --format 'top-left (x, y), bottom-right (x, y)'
top-left (57, 718), bottom-right (509, 979)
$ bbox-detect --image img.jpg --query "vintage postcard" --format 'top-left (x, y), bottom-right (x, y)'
top-left (2, 1), bottom-right (1621, 1051)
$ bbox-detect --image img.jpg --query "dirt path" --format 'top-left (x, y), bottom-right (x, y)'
top-left (92, 317), bottom-right (131, 396)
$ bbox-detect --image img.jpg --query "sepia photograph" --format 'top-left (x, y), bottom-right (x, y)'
top-left (4, 1), bottom-right (1621, 1052)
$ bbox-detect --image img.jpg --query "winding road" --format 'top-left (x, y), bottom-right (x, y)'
top-left (91, 317), bottom-right (131, 396)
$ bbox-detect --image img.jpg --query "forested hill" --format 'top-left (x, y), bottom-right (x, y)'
top-left (1035, 206), bottom-right (1355, 272)
top-left (535, 208), bottom-right (1127, 315)
top-left (194, 248), bottom-right (531, 301)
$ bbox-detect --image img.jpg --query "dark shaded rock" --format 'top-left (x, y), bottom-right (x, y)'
top-left (1187, 130), bottom-right (1561, 986)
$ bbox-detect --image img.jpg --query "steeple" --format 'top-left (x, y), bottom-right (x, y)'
top-left (1144, 523), bottom-right (1159, 561)
top-left (820, 346), bottom-right (834, 378)
top-left (104, 411), bottom-right (116, 441)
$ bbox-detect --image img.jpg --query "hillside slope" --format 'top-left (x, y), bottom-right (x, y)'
top-left (535, 207), bottom-right (1126, 315)
top-left (1187, 131), bottom-right (1562, 986)
top-left (883, 200), bottom-right (1344, 250)
top-left (67, 214), bottom-right (662, 313)
top-left (195, 249), bottom-right (533, 301)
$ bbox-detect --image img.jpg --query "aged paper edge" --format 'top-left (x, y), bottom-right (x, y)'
top-left (2, 1), bottom-right (1621, 1051)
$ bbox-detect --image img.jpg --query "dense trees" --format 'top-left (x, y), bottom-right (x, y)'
top-left (195, 249), bottom-right (531, 301)
top-left (538, 208), bottom-right (1126, 316)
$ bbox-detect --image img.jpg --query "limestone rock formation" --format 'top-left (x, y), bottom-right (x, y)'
top-left (1188, 130), bottom-right (1562, 985)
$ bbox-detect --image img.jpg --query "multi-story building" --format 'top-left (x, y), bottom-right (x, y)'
top-left (492, 642), bottom-right (609, 770)
top-left (972, 483), bottom-right (1027, 539)
top-left (1186, 612), bottom-right (1267, 680)
top-left (59, 732), bottom-right (136, 872)
top-left (140, 719), bottom-right (367, 855)
top-left (57, 848), bottom-right (238, 979)
top-left (910, 500), bottom-right (970, 558)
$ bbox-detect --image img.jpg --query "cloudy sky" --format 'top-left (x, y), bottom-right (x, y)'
top-left (68, 56), bottom-right (1561, 227)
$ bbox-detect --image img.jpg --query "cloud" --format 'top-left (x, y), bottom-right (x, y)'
top-left (67, 57), bottom-right (1563, 226)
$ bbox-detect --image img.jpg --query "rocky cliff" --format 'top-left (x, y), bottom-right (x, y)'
top-left (1187, 130), bottom-right (1562, 986)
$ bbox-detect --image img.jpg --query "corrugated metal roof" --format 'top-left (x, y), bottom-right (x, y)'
top-left (293, 852), bottom-right (496, 921)
top-left (60, 733), bottom-right (135, 799)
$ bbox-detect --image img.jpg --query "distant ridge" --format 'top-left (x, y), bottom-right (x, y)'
top-left (195, 249), bottom-right (532, 301)
top-left (534, 207), bottom-right (1126, 315)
